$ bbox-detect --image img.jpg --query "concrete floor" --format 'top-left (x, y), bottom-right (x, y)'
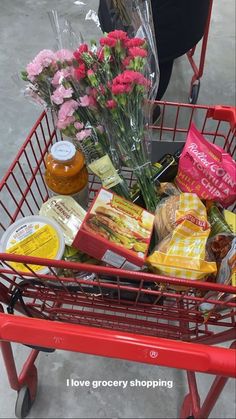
top-left (0, 0), bottom-right (235, 418)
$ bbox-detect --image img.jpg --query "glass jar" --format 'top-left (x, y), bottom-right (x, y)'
top-left (45, 141), bottom-right (89, 208)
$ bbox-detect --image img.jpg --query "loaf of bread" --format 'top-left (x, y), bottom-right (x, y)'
top-left (154, 195), bottom-right (180, 240)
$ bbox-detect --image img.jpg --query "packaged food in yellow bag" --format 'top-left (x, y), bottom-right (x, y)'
top-left (147, 193), bottom-right (217, 283)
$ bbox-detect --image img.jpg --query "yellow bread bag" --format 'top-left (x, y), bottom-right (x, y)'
top-left (147, 193), bottom-right (217, 283)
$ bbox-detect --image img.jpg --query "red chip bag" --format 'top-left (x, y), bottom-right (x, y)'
top-left (175, 124), bottom-right (236, 207)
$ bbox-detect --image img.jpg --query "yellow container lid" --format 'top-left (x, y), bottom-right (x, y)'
top-left (0, 215), bottom-right (65, 274)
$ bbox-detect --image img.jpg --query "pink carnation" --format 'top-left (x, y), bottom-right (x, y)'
top-left (100, 37), bottom-right (116, 48)
top-left (129, 47), bottom-right (148, 58)
top-left (90, 88), bottom-right (98, 98)
top-left (87, 69), bottom-right (95, 77)
top-left (51, 85), bottom-right (73, 105)
top-left (74, 63), bottom-right (86, 80)
top-left (57, 116), bottom-right (75, 130)
top-left (78, 95), bottom-right (92, 107)
top-left (113, 70), bottom-right (149, 86)
top-left (74, 122), bottom-right (84, 130)
top-left (106, 99), bottom-right (117, 109)
top-left (26, 62), bottom-right (43, 82)
top-left (125, 38), bottom-right (146, 48)
top-left (55, 49), bottom-right (74, 61)
top-left (112, 84), bottom-right (131, 95)
top-left (51, 68), bottom-right (72, 87)
top-left (122, 56), bottom-right (132, 67)
top-left (97, 48), bottom-right (105, 61)
top-left (26, 49), bottom-right (55, 81)
top-left (73, 44), bottom-right (89, 62)
top-left (57, 99), bottom-right (79, 130)
top-left (107, 30), bottom-right (128, 41)
top-left (76, 129), bottom-right (92, 141)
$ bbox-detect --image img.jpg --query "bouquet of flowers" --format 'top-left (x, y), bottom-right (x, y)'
top-left (69, 29), bottom-right (158, 211)
top-left (21, 3), bottom-right (159, 211)
top-left (21, 45), bottom-right (131, 199)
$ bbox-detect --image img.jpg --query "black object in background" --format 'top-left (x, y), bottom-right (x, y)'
top-left (98, 0), bottom-right (211, 100)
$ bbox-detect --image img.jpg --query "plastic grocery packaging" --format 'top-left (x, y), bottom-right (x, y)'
top-left (40, 195), bottom-right (86, 246)
top-left (73, 188), bottom-right (155, 270)
top-left (207, 203), bottom-right (233, 237)
top-left (175, 124), bottom-right (236, 207)
top-left (0, 216), bottom-right (65, 274)
top-left (147, 193), bottom-right (217, 283)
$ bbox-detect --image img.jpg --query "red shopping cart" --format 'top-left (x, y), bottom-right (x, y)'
top-left (0, 101), bottom-right (235, 419)
top-left (187, 0), bottom-right (213, 104)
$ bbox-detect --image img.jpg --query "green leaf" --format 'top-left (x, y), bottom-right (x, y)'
top-left (21, 70), bottom-right (28, 81)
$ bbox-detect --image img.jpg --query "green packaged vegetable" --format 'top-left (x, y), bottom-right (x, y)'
top-left (208, 204), bottom-right (232, 238)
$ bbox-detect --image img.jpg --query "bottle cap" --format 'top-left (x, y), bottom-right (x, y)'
top-left (51, 141), bottom-right (76, 162)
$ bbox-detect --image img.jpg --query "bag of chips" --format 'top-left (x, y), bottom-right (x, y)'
top-left (175, 124), bottom-right (236, 207)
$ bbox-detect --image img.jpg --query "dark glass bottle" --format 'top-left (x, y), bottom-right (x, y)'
top-left (131, 147), bottom-right (183, 209)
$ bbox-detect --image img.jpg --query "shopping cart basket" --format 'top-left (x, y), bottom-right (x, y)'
top-left (0, 101), bottom-right (235, 418)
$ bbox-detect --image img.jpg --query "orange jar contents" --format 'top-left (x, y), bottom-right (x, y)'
top-left (45, 141), bottom-right (88, 207)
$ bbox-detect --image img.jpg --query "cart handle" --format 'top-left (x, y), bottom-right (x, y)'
top-left (208, 105), bottom-right (236, 130)
top-left (0, 313), bottom-right (235, 378)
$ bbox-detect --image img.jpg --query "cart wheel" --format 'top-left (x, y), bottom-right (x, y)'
top-left (15, 386), bottom-right (32, 418)
top-left (189, 81), bottom-right (200, 104)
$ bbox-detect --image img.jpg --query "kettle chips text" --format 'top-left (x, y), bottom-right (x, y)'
top-left (66, 378), bottom-right (173, 389)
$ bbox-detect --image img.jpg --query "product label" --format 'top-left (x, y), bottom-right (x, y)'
top-left (48, 184), bottom-right (88, 209)
top-left (88, 155), bottom-right (122, 189)
top-left (40, 196), bottom-right (86, 246)
top-left (111, 195), bottom-right (143, 220)
top-left (102, 250), bottom-right (126, 268)
top-left (6, 223), bottom-right (60, 272)
top-left (223, 210), bottom-right (236, 234)
top-left (121, 261), bottom-right (141, 271)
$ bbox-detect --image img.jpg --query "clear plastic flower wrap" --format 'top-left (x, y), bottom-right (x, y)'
top-left (19, 10), bottom-right (131, 200)
top-left (90, 0), bottom-right (160, 210)
top-left (20, 5), bottom-right (160, 210)
top-left (97, 0), bottom-right (159, 99)
top-left (19, 11), bottom-right (82, 111)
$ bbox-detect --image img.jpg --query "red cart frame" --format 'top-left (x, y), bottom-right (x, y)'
top-left (0, 101), bottom-right (236, 418)
top-left (187, 0), bottom-right (213, 103)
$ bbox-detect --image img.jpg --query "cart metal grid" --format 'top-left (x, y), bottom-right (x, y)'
top-left (0, 101), bottom-right (235, 418)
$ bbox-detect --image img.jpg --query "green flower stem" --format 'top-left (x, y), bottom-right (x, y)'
top-left (103, 90), bottom-right (158, 212)
top-left (73, 135), bottom-right (131, 200)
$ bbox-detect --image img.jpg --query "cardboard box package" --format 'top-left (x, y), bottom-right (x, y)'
top-left (73, 188), bottom-right (154, 270)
